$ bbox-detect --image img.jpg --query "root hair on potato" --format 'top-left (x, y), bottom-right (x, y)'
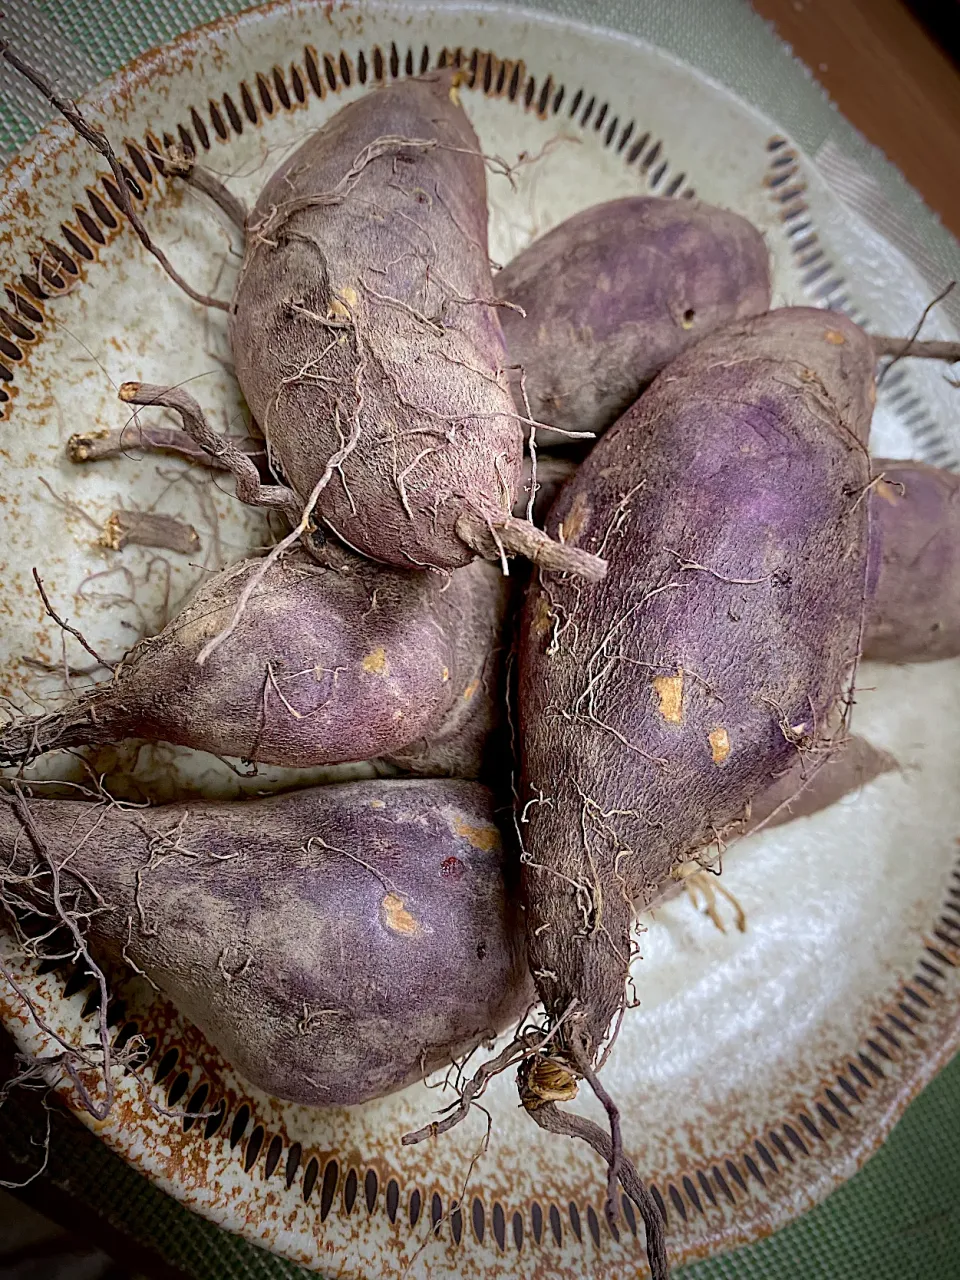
top-left (403, 1006), bottom-right (668, 1278)
top-left (302, 834), bottom-right (405, 899)
top-left (663, 547), bottom-right (771, 586)
top-left (0, 786), bottom-right (115, 1120)
top-left (119, 384), bottom-right (301, 523)
top-left (162, 145), bottom-right (249, 234)
top-left (38, 477), bottom-right (103, 535)
top-left (200, 392), bottom-right (365, 665)
top-left (526, 1097), bottom-right (668, 1278)
top-left (0, 1091), bottom-right (53, 1191)
top-left (31, 568), bottom-right (115, 672)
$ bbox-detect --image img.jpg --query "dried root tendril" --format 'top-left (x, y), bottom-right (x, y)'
top-left (0, 786), bottom-right (114, 1121)
top-left (0, 43), bottom-right (230, 311)
top-left (527, 1097), bottom-right (668, 1280)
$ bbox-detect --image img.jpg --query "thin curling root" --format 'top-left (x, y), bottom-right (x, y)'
top-left (457, 513), bottom-right (607, 582)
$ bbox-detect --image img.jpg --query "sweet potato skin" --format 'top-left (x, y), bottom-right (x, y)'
top-left (230, 72), bottom-right (520, 571)
top-left (1, 780), bottom-right (533, 1107)
top-left (497, 197), bottom-right (771, 442)
top-left (0, 546), bottom-right (507, 775)
top-left (518, 308), bottom-right (874, 1054)
top-left (865, 459), bottom-right (960, 662)
top-left (522, 455), bottom-right (960, 666)
top-left (383, 552), bottom-right (509, 779)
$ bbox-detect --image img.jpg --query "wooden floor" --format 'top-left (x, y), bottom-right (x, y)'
top-left (750, 0), bottom-right (960, 238)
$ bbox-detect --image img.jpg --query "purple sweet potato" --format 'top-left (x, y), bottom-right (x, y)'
top-left (0, 542), bottom-right (507, 776)
top-left (215, 70), bottom-right (602, 581)
top-left (865, 459), bottom-right (960, 662)
top-left (0, 779), bottom-right (532, 1106)
top-left (519, 454), bottom-right (960, 666)
top-left (519, 306), bottom-right (874, 1074)
top-left (497, 197), bottom-right (771, 443)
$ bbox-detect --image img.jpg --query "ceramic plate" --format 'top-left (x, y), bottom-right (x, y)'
top-left (2, 2), bottom-right (960, 1275)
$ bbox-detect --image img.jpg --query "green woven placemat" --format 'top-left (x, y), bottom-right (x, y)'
top-left (1, 2), bottom-right (959, 1277)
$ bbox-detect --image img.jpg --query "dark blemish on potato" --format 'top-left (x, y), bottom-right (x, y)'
top-left (681, 308), bottom-right (696, 329)
top-left (440, 856), bottom-right (465, 880)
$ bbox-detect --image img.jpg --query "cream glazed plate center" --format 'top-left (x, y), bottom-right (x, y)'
top-left (1, 2), bottom-right (959, 1276)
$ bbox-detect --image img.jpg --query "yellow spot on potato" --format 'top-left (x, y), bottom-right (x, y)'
top-left (462, 678), bottom-right (480, 702)
top-left (449, 71), bottom-right (465, 105)
top-left (875, 478), bottom-right (900, 505)
top-left (652, 669), bottom-right (684, 724)
top-left (453, 816), bottom-right (500, 851)
top-left (560, 492), bottom-right (592, 546)
top-left (532, 594), bottom-right (554, 639)
top-left (441, 666), bottom-right (450, 682)
top-left (370, 799), bottom-right (386, 809)
top-left (328, 285), bottom-right (358, 320)
top-left (362, 647), bottom-right (389, 676)
top-left (824, 329), bottom-right (846, 345)
top-left (382, 893), bottom-right (421, 937)
top-left (709, 726), bottom-right (731, 764)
